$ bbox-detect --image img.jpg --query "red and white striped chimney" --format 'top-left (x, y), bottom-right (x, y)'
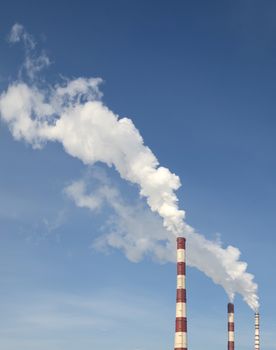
top-left (174, 237), bottom-right (187, 350)
top-left (254, 312), bottom-right (260, 350)
top-left (228, 303), bottom-right (235, 350)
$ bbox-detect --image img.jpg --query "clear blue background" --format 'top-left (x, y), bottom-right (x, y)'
top-left (0, 1), bottom-right (275, 349)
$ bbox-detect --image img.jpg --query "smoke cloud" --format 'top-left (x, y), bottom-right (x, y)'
top-left (65, 169), bottom-right (259, 310)
top-left (0, 24), bottom-right (259, 310)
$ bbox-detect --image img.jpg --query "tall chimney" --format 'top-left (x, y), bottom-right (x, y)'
top-left (174, 237), bottom-right (187, 350)
top-left (228, 303), bottom-right (234, 350)
top-left (255, 312), bottom-right (260, 350)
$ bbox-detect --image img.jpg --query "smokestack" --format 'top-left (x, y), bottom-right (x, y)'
top-left (174, 237), bottom-right (187, 350)
top-left (255, 312), bottom-right (260, 350)
top-left (228, 303), bottom-right (234, 350)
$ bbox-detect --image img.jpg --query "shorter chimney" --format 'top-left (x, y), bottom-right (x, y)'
top-left (228, 303), bottom-right (234, 350)
top-left (174, 237), bottom-right (187, 350)
top-left (255, 312), bottom-right (260, 350)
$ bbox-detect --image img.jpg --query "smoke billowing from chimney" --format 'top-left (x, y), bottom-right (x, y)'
top-left (0, 23), bottom-right (259, 311)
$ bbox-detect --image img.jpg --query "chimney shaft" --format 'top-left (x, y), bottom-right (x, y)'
top-left (174, 237), bottom-right (187, 350)
top-left (228, 303), bottom-right (234, 350)
top-left (255, 313), bottom-right (260, 350)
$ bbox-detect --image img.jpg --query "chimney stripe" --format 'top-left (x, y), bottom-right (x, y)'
top-left (176, 303), bottom-right (186, 317)
top-left (177, 262), bottom-right (186, 275)
top-left (175, 317), bottom-right (187, 332)
top-left (176, 289), bottom-right (186, 302)
top-left (228, 341), bottom-right (234, 350)
top-left (177, 275), bottom-right (185, 289)
top-left (174, 332), bottom-right (187, 348)
top-left (228, 313), bottom-right (234, 323)
top-left (177, 239), bottom-right (185, 249)
top-left (228, 323), bottom-right (234, 331)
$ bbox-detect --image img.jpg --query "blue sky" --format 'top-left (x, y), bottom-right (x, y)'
top-left (0, 1), bottom-right (276, 349)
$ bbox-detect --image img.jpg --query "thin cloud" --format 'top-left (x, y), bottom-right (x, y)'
top-left (7, 23), bottom-right (50, 80)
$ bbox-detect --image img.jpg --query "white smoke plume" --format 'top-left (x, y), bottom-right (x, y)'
top-left (0, 24), bottom-right (259, 310)
top-left (65, 169), bottom-right (259, 310)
